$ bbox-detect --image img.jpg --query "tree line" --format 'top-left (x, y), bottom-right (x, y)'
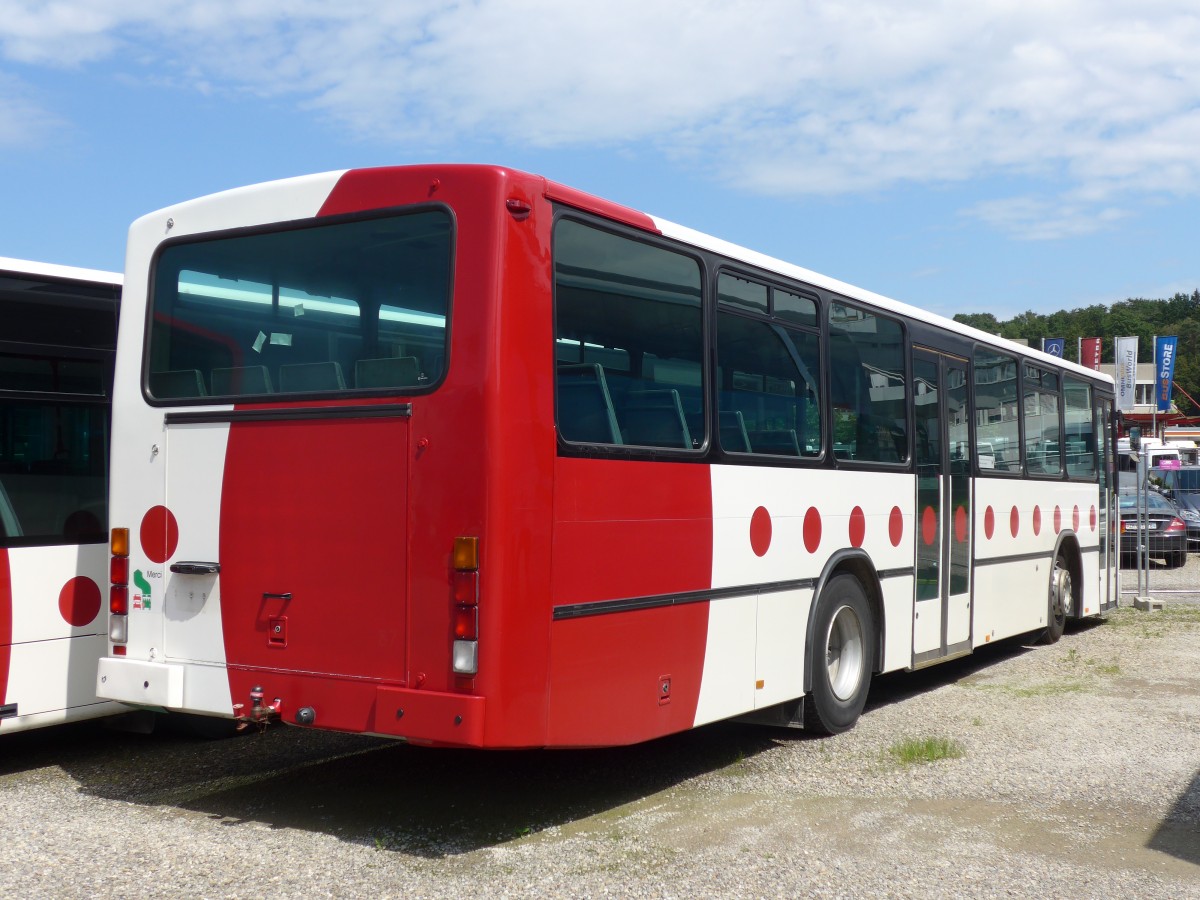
top-left (954, 290), bottom-right (1200, 415)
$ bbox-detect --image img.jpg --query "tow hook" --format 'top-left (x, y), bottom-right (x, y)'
top-left (234, 684), bottom-right (281, 731)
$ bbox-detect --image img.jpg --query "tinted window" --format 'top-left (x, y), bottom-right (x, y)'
top-left (1024, 364), bottom-right (1061, 476)
top-left (0, 399), bottom-right (108, 546)
top-left (1064, 378), bottom-right (1095, 478)
top-left (717, 310), bottom-right (821, 458)
top-left (555, 219), bottom-right (703, 450)
top-left (827, 303), bottom-right (907, 464)
top-left (148, 210), bottom-right (452, 401)
top-left (974, 350), bottom-right (1020, 473)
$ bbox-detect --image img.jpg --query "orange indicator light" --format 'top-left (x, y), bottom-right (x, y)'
top-left (453, 536), bottom-right (479, 571)
top-left (111, 527), bottom-right (129, 558)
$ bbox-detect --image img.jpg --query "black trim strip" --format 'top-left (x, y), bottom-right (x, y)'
top-left (164, 403), bottom-right (412, 425)
top-left (878, 567), bottom-right (915, 580)
top-left (975, 543), bottom-right (1101, 568)
top-left (0, 703), bottom-right (16, 720)
top-left (975, 549), bottom-right (1052, 567)
top-left (553, 576), bottom-right (820, 621)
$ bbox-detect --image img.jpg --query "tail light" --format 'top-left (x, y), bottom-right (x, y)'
top-left (451, 536), bottom-right (479, 676)
top-left (110, 527), bottom-right (129, 649)
top-left (1165, 517), bottom-right (1186, 534)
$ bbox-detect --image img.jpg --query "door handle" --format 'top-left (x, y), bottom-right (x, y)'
top-left (170, 561), bottom-right (220, 575)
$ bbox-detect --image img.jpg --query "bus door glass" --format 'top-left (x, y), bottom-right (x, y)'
top-left (913, 348), bottom-right (971, 665)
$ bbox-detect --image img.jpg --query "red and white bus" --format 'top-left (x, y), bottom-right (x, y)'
top-left (96, 165), bottom-right (1118, 746)
top-left (1, 256), bottom-right (124, 733)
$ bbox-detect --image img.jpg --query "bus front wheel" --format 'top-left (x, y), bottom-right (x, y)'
top-left (804, 574), bottom-right (874, 735)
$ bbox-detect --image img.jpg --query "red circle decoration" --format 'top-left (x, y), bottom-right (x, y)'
top-left (1072, 505), bottom-right (1080, 532)
top-left (921, 505), bottom-right (937, 545)
top-left (1090, 505), bottom-right (1097, 531)
top-left (984, 506), bottom-right (995, 540)
top-left (1053, 506), bottom-right (1062, 533)
top-left (1010, 506), bottom-right (1020, 538)
top-left (803, 507), bottom-right (822, 554)
top-left (849, 506), bottom-right (866, 548)
top-left (889, 506), bottom-right (904, 547)
top-left (750, 506), bottom-right (772, 557)
top-left (954, 505), bottom-right (968, 543)
top-left (58, 576), bottom-right (101, 627)
top-left (1032, 506), bottom-right (1042, 536)
top-left (140, 505), bottom-right (179, 565)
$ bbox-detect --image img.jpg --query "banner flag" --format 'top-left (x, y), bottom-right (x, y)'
top-left (1080, 337), bottom-right (1102, 370)
top-left (1156, 336), bottom-right (1178, 413)
top-left (1115, 336), bottom-right (1138, 412)
top-left (1042, 337), bottom-right (1065, 357)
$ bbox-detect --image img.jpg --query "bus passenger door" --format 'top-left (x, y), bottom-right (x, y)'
top-left (912, 349), bottom-right (972, 665)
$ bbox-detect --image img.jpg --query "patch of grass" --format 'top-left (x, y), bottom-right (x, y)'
top-left (887, 736), bottom-right (965, 765)
top-left (1085, 657), bottom-right (1121, 676)
top-left (1105, 605), bottom-right (1200, 637)
top-left (965, 679), bottom-right (1089, 698)
top-left (1008, 680), bottom-right (1088, 698)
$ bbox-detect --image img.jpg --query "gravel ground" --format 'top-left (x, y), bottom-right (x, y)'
top-left (1, 560), bottom-right (1198, 899)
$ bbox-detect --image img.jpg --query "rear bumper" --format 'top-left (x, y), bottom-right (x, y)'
top-left (97, 658), bottom-right (489, 744)
top-left (96, 656), bottom-right (233, 716)
top-left (222, 667), bottom-right (488, 746)
top-left (371, 685), bottom-right (486, 746)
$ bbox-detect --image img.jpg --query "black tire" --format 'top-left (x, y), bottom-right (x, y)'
top-left (1041, 554), bottom-right (1071, 644)
top-left (1169, 551), bottom-right (1187, 569)
top-left (804, 574), bottom-right (874, 735)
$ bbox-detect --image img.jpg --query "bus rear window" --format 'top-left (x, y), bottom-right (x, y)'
top-left (147, 209), bottom-right (452, 401)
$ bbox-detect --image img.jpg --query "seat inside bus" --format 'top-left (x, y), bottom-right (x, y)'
top-left (211, 365), bottom-right (273, 396)
top-left (620, 389), bottom-right (693, 449)
top-left (355, 356), bottom-right (419, 389)
top-left (557, 363), bottom-right (622, 444)
top-left (150, 368), bottom-right (207, 399)
top-left (278, 361), bottom-right (346, 393)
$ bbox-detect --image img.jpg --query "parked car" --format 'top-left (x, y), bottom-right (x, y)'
top-left (1151, 465), bottom-right (1200, 552)
top-left (1118, 491), bottom-right (1189, 567)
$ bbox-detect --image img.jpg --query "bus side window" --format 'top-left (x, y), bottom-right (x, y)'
top-left (716, 306), bottom-right (820, 459)
top-left (553, 219), bottom-right (703, 451)
top-left (827, 304), bottom-right (907, 465)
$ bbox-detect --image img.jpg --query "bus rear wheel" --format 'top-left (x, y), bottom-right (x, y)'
top-left (804, 574), bottom-right (874, 735)
top-left (1041, 554), bottom-right (1071, 644)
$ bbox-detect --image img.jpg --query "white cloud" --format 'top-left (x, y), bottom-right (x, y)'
top-left (1, 0), bottom-right (1199, 238)
top-left (0, 71), bottom-right (59, 147)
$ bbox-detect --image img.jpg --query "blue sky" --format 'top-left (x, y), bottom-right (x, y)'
top-left (1, 1), bottom-right (1198, 320)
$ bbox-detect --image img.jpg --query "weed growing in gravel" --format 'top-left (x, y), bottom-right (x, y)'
top-left (887, 737), bottom-right (965, 765)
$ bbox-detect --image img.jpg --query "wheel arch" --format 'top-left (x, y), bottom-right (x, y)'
top-left (802, 549), bottom-right (884, 694)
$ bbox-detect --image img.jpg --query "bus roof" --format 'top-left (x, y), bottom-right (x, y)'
top-left (0, 255), bottom-right (122, 287)
top-left (131, 162), bottom-right (1113, 388)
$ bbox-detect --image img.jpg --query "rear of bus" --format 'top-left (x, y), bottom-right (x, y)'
top-left (97, 166), bottom-right (558, 745)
